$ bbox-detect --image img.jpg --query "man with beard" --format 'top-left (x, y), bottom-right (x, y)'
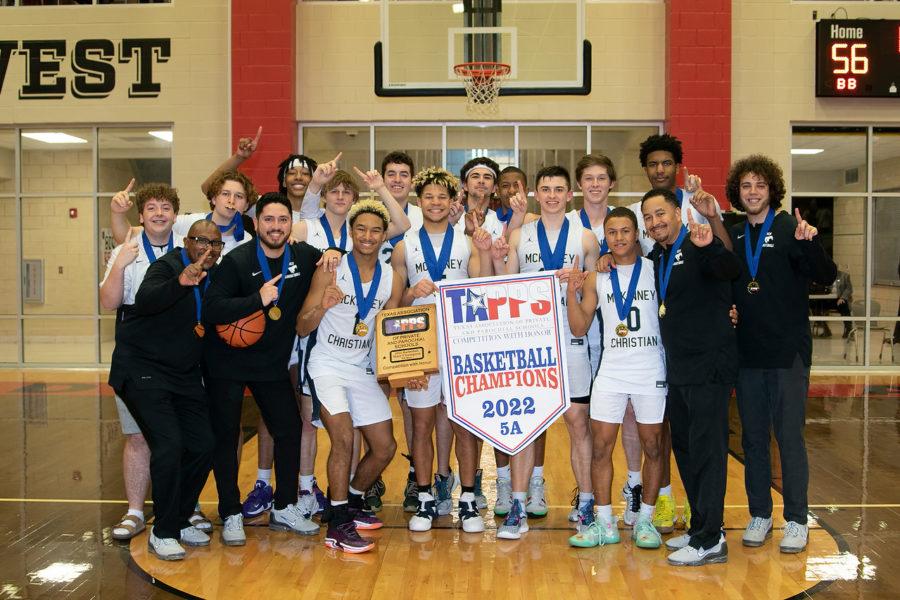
top-left (202, 193), bottom-right (340, 547)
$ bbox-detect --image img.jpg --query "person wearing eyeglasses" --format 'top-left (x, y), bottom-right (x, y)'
top-left (108, 219), bottom-right (222, 560)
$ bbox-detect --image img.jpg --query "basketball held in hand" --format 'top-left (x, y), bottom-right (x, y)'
top-left (216, 310), bottom-right (265, 348)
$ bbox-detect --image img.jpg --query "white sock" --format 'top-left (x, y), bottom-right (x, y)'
top-left (127, 509), bottom-right (144, 520)
top-left (512, 491), bottom-right (527, 503)
top-left (595, 504), bottom-right (613, 519)
top-left (531, 466), bottom-right (544, 478)
top-left (658, 485), bottom-right (672, 497)
top-left (639, 502), bottom-right (655, 518)
top-left (460, 491), bottom-right (475, 502)
top-left (627, 471), bottom-right (641, 488)
top-left (257, 468), bottom-right (272, 484)
top-left (299, 475), bottom-right (314, 491)
top-left (331, 499), bottom-right (348, 507)
top-left (349, 485), bottom-right (364, 497)
top-left (579, 491), bottom-right (594, 506)
top-left (417, 491), bottom-right (434, 502)
top-left (497, 465), bottom-right (511, 479)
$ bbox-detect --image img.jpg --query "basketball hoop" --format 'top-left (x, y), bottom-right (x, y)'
top-left (454, 62), bottom-right (511, 116)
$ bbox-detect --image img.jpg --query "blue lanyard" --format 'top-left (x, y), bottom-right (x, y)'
top-left (659, 225), bottom-right (688, 306)
top-left (744, 208), bottom-right (774, 281)
top-left (419, 224), bottom-right (454, 282)
top-left (319, 214), bottom-right (347, 250)
top-left (537, 219), bottom-right (570, 271)
top-left (347, 253), bottom-right (381, 322)
top-left (206, 211), bottom-right (244, 241)
top-left (610, 258), bottom-right (642, 323)
top-left (581, 206), bottom-right (611, 254)
top-left (142, 231), bottom-right (173, 263)
top-left (256, 240), bottom-right (289, 309)
top-left (180, 247), bottom-right (209, 324)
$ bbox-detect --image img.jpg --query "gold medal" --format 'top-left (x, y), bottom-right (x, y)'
top-left (615, 323), bottom-right (629, 337)
top-left (658, 302), bottom-right (666, 318)
top-left (268, 305), bottom-right (282, 321)
top-left (354, 321), bottom-right (369, 337)
top-left (747, 279), bottom-right (760, 294)
top-left (193, 322), bottom-right (205, 338)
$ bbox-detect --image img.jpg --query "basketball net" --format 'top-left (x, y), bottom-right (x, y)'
top-left (454, 62), bottom-right (510, 117)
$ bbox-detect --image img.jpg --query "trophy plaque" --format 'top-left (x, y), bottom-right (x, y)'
top-left (375, 304), bottom-right (440, 388)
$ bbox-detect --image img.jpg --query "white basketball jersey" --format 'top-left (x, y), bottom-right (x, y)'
top-left (566, 208), bottom-right (607, 371)
top-left (517, 218), bottom-right (585, 344)
top-left (404, 225), bottom-right (471, 306)
top-left (453, 207), bottom-right (505, 242)
top-left (100, 237), bottom-right (171, 306)
top-left (305, 215), bottom-right (353, 253)
top-left (593, 257), bottom-right (666, 395)
top-left (379, 202), bottom-right (424, 266)
top-left (307, 256), bottom-right (394, 372)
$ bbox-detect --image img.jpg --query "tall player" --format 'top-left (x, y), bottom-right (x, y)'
top-left (391, 167), bottom-right (494, 532)
top-left (298, 200), bottom-right (406, 554)
top-left (492, 165), bottom-right (600, 539)
top-left (565, 207), bottom-right (666, 550)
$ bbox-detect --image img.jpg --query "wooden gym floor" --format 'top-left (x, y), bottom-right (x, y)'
top-left (0, 370), bottom-right (898, 599)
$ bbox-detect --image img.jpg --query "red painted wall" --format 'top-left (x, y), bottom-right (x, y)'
top-left (230, 0), bottom-right (296, 191)
top-left (666, 0), bottom-right (731, 204)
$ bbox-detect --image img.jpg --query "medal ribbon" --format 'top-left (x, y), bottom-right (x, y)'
top-left (610, 258), bottom-right (643, 323)
top-left (206, 211), bottom-right (244, 241)
top-left (744, 207), bottom-right (774, 282)
top-left (348, 252), bottom-right (382, 322)
top-left (319, 214), bottom-right (347, 250)
top-left (581, 206), bottom-right (611, 255)
top-left (256, 240), bottom-right (289, 309)
top-left (180, 247), bottom-right (209, 324)
top-left (419, 224), bottom-right (454, 283)
top-left (388, 203), bottom-right (409, 247)
top-left (496, 205), bottom-right (513, 225)
top-left (658, 225), bottom-right (688, 308)
top-left (142, 231), bottom-right (173, 263)
top-left (537, 219), bottom-right (570, 271)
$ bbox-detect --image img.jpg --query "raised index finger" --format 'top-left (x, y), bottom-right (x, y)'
top-left (572, 254), bottom-right (580, 270)
top-left (794, 207), bottom-right (802, 222)
top-left (267, 274), bottom-right (283, 285)
top-left (124, 178), bottom-right (135, 194)
top-left (687, 209), bottom-right (696, 226)
top-left (253, 126), bottom-right (263, 145)
top-left (330, 151), bottom-right (343, 165)
top-left (194, 246), bottom-right (213, 265)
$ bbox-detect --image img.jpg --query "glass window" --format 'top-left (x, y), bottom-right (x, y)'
top-left (21, 128), bottom-right (93, 195)
top-left (98, 127), bottom-right (172, 193)
top-left (791, 127), bottom-right (867, 194)
top-left (518, 125), bottom-right (586, 194)
top-left (0, 199), bottom-right (15, 315)
top-left (872, 197), bottom-right (899, 318)
top-left (873, 127), bottom-right (900, 194)
top-left (591, 125), bottom-right (661, 196)
top-left (446, 126), bottom-right (515, 179)
top-left (373, 126), bottom-right (442, 176)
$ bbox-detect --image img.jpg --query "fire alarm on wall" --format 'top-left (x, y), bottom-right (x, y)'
top-left (69, 208), bottom-right (77, 218)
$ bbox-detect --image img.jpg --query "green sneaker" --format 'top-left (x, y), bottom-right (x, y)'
top-left (597, 514), bottom-right (620, 545)
top-left (569, 520), bottom-right (600, 547)
top-left (632, 514), bottom-right (662, 549)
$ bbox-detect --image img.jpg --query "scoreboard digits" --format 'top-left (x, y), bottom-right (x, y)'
top-left (816, 20), bottom-right (900, 98)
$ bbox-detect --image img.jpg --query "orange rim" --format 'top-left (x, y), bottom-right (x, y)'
top-left (454, 62), bottom-right (511, 80)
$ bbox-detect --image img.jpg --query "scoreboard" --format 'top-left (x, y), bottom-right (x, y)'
top-left (816, 19), bottom-right (900, 98)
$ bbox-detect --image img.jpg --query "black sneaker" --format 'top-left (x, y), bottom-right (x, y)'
top-left (365, 477), bottom-right (386, 512)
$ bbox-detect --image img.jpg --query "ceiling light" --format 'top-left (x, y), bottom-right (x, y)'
top-left (22, 132), bottom-right (88, 144)
top-left (791, 148), bottom-right (824, 155)
top-left (149, 130), bottom-right (173, 142)
top-left (452, 3), bottom-right (464, 13)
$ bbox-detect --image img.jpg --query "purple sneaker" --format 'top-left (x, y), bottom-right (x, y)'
top-left (325, 521), bottom-right (375, 554)
top-left (349, 506), bottom-right (383, 530)
top-left (312, 480), bottom-right (327, 514)
top-left (241, 480), bottom-right (274, 518)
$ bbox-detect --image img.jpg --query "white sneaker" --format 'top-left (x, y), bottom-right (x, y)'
top-left (494, 477), bottom-right (513, 516)
top-left (665, 532), bottom-right (691, 551)
top-left (742, 516), bottom-right (773, 547)
top-left (780, 521), bottom-right (808, 554)
top-left (148, 527), bottom-right (185, 561)
top-left (409, 495), bottom-right (437, 532)
top-left (179, 525), bottom-right (210, 547)
top-left (222, 514), bottom-right (246, 546)
top-left (270, 503), bottom-right (320, 535)
top-left (525, 476), bottom-right (548, 518)
top-left (459, 499), bottom-right (485, 533)
top-left (667, 534), bottom-right (727, 566)
top-left (622, 483), bottom-right (642, 526)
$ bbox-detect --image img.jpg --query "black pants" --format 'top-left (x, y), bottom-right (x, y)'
top-left (118, 379), bottom-right (214, 540)
top-left (668, 382), bottom-right (731, 550)
top-left (735, 354), bottom-right (810, 525)
top-left (205, 376), bottom-right (301, 519)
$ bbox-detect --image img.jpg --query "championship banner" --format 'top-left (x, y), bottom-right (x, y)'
top-left (435, 272), bottom-right (570, 455)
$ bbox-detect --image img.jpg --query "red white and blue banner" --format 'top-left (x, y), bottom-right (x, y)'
top-left (435, 272), bottom-right (570, 455)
